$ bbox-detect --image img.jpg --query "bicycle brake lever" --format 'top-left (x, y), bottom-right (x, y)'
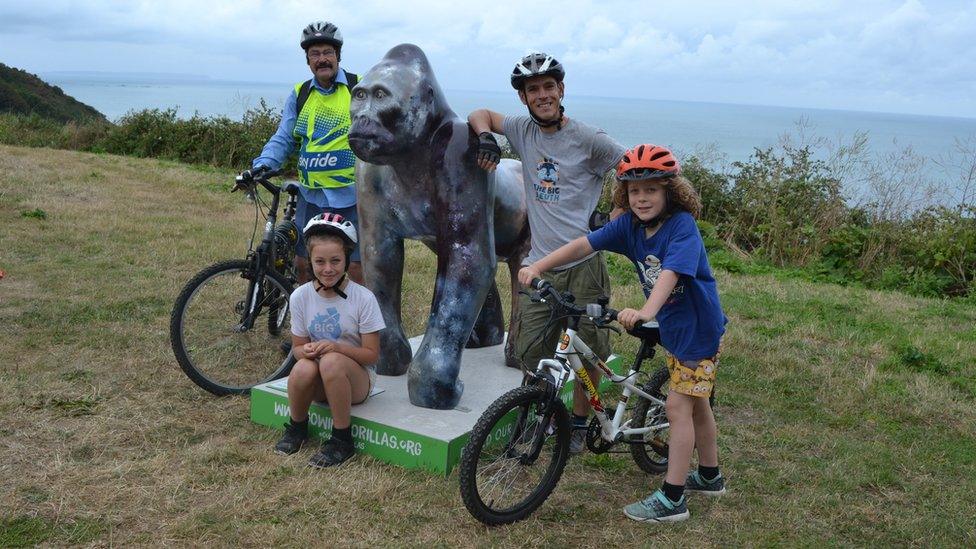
top-left (518, 288), bottom-right (546, 303)
top-left (593, 316), bottom-right (622, 334)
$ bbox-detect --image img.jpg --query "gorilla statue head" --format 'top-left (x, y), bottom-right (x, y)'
top-left (348, 44), bottom-right (453, 164)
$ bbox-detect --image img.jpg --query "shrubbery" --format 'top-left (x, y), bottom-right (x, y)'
top-left (680, 144), bottom-right (975, 298)
top-left (1, 108), bottom-right (973, 298)
top-left (1, 101), bottom-right (280, 168)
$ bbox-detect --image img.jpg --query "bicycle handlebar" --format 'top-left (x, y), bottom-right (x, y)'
top-left (232, 167), bottom-right (284, 193)
top-left (526, 278), bottom-right (621, 334)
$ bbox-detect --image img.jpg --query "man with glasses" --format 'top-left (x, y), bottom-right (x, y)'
top-left (243, 21), bottom-right (362, 284)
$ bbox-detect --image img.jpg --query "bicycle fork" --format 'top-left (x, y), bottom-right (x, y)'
top-left (235, 221), bottom-right (276, 332)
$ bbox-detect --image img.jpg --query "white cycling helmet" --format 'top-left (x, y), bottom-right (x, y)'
top-left (304, 212), bottom-right (356, 293)
top-left (303, 212), bottom-right (357, 246)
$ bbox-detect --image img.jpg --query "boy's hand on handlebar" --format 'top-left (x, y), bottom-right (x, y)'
top-left (518, 266), bottom-right (541, 287)
top-left (616, 307), bottom-right (651, 331)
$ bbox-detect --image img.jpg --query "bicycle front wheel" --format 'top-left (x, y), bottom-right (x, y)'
top-left (458, 385), bottom-right (570, 526)
top-left (170, 259), bottom-right (295, 395)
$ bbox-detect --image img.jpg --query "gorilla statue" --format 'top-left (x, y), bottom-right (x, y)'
top-left (348, 44), bottom-right (530, 410)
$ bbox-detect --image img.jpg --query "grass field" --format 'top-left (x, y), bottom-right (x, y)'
top-left (1, 144), bottom-right (974, 547)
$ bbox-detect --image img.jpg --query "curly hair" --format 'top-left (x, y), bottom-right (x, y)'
top-left (612, 174), bottom-right (702, 219)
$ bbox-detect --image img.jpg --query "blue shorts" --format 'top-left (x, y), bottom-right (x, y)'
top-left (295, 199), bottom-right (361, 262)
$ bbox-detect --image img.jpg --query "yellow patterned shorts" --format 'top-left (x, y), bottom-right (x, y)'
top-left (665, 346), bottom-right (721, 398)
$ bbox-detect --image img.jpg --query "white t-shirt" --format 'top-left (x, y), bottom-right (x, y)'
top-left (289, 280), bottom-right (385, 377)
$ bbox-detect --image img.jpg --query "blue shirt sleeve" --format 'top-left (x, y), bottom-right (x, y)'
top-left (661, 213), bottom-right (702, 277)
top-left (252, 90), bottom-right (298, 170)
top-left (587, 213), bottom-right (631, 255)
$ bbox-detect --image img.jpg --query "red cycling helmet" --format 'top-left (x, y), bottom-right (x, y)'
top-left (616, 144), bottom-right (680, 181)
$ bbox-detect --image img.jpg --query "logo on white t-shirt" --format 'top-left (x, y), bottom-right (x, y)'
top-left (309, 307), bottom-right (342, 341)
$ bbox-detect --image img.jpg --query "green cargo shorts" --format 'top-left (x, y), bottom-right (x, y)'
top-left (514, 252), bottom-right (612, 370)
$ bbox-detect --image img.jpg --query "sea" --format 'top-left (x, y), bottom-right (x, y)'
top-left (45, 73), bottom-right (976, 205)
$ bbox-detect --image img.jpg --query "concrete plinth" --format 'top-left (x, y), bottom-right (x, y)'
top-left (250, 335), bottom-right (620, 474)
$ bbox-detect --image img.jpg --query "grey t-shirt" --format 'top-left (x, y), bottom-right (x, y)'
top-left (502, 115), bottom-right (625, 267)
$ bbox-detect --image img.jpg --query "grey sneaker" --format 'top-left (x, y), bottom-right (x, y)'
top-left (686, 470), bottom-right (726, 496)
top-left (623, 490), bottom-right (690, 523)
top-left (274, 420), bottom-right (308, 455)
top-left (569, 426), bottom-right (587, 455)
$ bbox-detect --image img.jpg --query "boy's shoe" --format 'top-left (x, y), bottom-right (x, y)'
top-left (623, 490), bottom-right (690, 523)
top-left (685, 470), bottom-right (726, 496)
top-left (569, 427), bottom-right (587, 455)
top-left (308, 437), bottom-right (355, 468)
top-left (274, 420), bottom-right (308, 455)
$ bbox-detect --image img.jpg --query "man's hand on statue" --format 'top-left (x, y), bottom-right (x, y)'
top-left (616, 308), bottom-right (651, 331)
top-left (476, 132), bottom-right (501, 171)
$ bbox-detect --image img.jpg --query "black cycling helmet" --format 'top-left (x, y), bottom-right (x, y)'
top-left (510, 53), bottom-right (565, 90)
top-left (301, 21), bottom-right (343, 51)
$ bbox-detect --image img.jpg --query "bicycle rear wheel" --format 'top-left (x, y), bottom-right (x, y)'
top-left (630, 366), bottom-right (672, 473)
top-left (458, 385), bottom-right (570, 525)
top-left (170, 259), bottom-right (295, 395)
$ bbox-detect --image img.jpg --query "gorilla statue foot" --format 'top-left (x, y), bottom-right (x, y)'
top-left (376, 330), bottom-right (412, 376)
top-left (406, 348), bottom-right (464, 409)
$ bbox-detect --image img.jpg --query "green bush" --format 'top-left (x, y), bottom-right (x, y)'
top-left (3, 107), bottom-right (973, 300)
top-left (721, 145), bottom-right (847, 266)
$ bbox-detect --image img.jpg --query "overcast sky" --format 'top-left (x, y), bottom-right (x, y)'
top-left (2, 0), bottom-right (975, 118)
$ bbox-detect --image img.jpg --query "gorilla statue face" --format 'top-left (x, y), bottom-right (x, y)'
top-left (348, 54), bottom-right (438, 164)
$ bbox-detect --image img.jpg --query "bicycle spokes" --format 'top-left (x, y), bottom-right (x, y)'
top-left (478, 406), bottom-right (551, 502)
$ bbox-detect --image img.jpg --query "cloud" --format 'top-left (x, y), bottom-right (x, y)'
top-left (1, 0), bottom-right (975, 117)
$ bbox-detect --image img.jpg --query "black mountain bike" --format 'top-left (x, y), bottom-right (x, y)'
top-left (169, 167), bottom-right (301, 395)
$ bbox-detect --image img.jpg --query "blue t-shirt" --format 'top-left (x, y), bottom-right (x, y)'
top-left (588, 211), bottom-right (726, 360)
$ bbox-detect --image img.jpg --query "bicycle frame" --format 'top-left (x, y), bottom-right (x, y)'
top-left (236, 178), bottom-right (298, 332)
top-left (535, 326), bottom-right (669, 445)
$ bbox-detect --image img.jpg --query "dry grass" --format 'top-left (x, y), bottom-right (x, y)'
top-left (1, 144), bottom-right (974, 546)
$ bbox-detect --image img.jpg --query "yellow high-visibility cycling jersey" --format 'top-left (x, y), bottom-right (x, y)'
top-left (292, 81), bottom-right (355, 190)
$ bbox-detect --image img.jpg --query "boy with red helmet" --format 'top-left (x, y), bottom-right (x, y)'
top-left (518, 144), bottom-right (728, 523)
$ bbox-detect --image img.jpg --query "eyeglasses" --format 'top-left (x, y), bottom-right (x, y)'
top-left (307, 50), bottom-right (337, 60)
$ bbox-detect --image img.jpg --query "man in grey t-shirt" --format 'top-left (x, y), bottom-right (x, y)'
top-left (468, 52), bottom-right (625, 455)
